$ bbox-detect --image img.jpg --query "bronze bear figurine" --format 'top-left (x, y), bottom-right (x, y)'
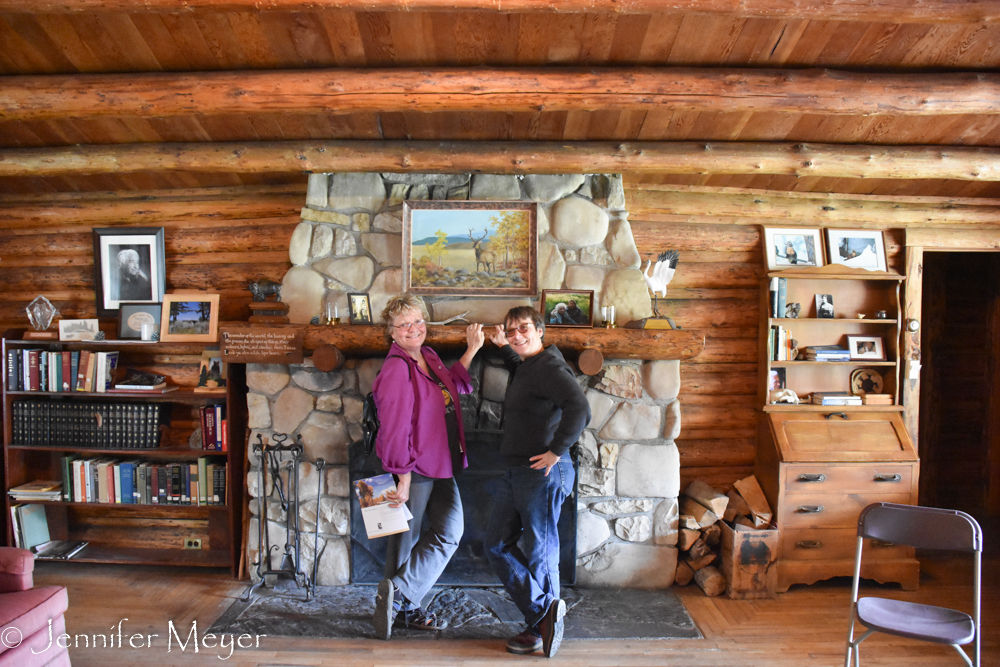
top-left (248, 279), bottom-right (282, 302)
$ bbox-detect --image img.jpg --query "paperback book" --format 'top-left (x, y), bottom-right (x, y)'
top-left (353, 473), bottom-right (412, 539)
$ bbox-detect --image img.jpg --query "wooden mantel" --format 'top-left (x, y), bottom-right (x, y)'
top-left (221, 323), bottom-right (705, 361)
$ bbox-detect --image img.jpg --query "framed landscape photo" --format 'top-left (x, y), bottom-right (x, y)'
top-left (540, 289), bottom-right (594, 327)
top-left (826, 229), bottom-right (888, 272)
top-left (118, 302), bottom-right (161, 339)
top-left (58, 319), bottom-right (100, 341)
top-left (403, 200), bottom-right (537, 296)
top-left (763, 227), bottom-right (824, 271)
top-left (159, 293), bottom-right (220, 343)
top-left (348, 293), bottom-right (373, 325)
top-left (847, 335), bottom-right (886, 361)
top-left (93, 227), bottom-right (166, 318)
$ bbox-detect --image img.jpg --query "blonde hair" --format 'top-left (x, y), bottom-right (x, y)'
top-left (381, 293), bottom-right (429, 343)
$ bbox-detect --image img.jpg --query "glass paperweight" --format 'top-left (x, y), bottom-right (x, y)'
top-left (26, 295), bottom-right (59, 331)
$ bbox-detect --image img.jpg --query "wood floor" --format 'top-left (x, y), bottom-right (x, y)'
top-left (32, 553), bottom-right (997, 667)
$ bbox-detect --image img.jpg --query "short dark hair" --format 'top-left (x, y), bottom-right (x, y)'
top-left (504, 306), bottom-right (544, 337)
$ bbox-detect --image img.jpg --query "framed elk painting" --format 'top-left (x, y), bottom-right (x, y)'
top-left (402, 201), bottom-right (537, 296)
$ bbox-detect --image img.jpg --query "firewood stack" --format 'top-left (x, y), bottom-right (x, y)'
top-left (674, 476), bottom-right (773, 597)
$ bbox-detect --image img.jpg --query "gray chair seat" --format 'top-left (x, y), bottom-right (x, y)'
top-left (857, 597), bottom-right (976, 646)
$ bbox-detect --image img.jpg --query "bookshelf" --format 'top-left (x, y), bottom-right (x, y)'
top-left (2, 333), bottom-right (246, 576)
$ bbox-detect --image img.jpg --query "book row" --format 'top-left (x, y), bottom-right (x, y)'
top-left (12, 400), bottom-right (164, 449)
top-left (7, 348), bottom-right (120, 393)
top-left (769, 325), bottom-right (795, 361)
top-left (52, 457), bottom-right (228, 505)
top-left (199, 404), bottom-right (228, 452)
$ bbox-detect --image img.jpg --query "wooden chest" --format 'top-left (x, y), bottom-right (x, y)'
top-left (755, 410), bottom-right (920, 592)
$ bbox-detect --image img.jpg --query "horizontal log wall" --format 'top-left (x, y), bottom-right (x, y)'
top-left (0, 181), bottom-right (989, 494)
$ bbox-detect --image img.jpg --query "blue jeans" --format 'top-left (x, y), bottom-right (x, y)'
top-left (484, 458), bottom-right (575, 628)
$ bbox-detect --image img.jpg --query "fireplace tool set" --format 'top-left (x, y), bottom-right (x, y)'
top-left (244, 432), bottom-right (327, 602)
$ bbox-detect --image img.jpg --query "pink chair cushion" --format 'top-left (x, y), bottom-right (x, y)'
top-left (0, 611), bottom-right (70, 667)
top-left (0, 548), bottom-right (34, 593)
top-left (0, 586), bottom-right (69, 656)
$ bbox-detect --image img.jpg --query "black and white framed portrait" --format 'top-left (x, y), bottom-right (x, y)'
top-left (93, 228), bottom-right (166, 318)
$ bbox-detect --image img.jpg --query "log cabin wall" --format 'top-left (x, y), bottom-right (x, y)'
top-left (3, 177), bottom-right (960, 499)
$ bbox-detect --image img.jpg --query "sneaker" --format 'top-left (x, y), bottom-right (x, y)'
top-left (538, 598), bottom-right (566, 658)
top-left (506, 627), bottom-right (542, 655)
top-left (372, 579), bottom-right (397, 640)
top-left (394, 608), bottom-right (447, 631)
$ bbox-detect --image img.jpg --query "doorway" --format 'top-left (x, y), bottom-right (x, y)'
top-left (918, 252), bottom-right (1000, 522)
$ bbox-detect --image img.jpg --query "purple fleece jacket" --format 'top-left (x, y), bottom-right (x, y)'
top-left (371, 342), bottom-right (474, 479)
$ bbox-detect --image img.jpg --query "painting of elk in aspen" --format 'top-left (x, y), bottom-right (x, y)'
top-left (403, 201), bottom-right (537, 296)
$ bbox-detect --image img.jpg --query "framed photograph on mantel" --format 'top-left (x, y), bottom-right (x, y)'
top-left (402, 201), bottom-right (537, 296)
top-left (540, 289), bottom-right (594, 327)
top-left (763, 227), bottom-right (824, 271)
top-left (93, 227), bottom-right (166, 318)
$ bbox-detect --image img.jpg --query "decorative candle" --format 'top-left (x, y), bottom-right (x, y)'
top-left (601, 306), bottom-right (608, 322)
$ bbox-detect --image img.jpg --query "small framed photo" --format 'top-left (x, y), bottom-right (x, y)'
top-left (194, 350), bottom-right (227, 393)
top-left (768, 368), bottom-right (787, 391)
top-left (159, 293), bottom-right (220, 343)
top-left (847, 335), bottom-right (886, 361)
top-left (763, 227), bottom-right (824, 271)
top-left (118, 302), bottom-right (162, 339)
top-left (92, 227), bottom-right (166, 318)
top-left (348, 293), bottom-right (373, 325)
top-left (58, 319), bottom-right (100, 341)
top-left (826, 229), bottom-right (888, 272)
top-left (815, 294), bottom-right (835, 319)
top-left (540, 289), bottom-right (594, 327)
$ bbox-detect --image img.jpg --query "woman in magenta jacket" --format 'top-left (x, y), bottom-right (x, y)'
top-left (370, 293), bottom-right (484, 640)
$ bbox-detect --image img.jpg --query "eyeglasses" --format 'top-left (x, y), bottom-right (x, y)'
top-left (392, 319), bottom-right (425, 330)
top-left (504, 323), bottom-right (533, 337)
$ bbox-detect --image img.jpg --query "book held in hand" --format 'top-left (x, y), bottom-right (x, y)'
top-left (353, 473), bottom-right (412, 539)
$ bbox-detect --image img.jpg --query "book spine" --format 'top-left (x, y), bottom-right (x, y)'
top-left (157, 466), bottom-right (167, 505)
top-left (28, 350), bottom-right (40, 391)
top-left (6, 348), bottom-right (19, 391)
top-left (113, 463), bottom-right (121, 503)
top-left (198, 457), bottom-right (208, 506)
top-left (76, 351), bottom-right (90, 392)
top-left (39, 351), bottom-right (47, 392)
top-left (69, 351), bottom-right (79, 391)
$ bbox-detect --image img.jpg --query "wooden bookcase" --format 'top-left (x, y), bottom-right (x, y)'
top-left (2, 334), bottom-right (246, 576)
top-left (754, 265), bottom-right (920, 591)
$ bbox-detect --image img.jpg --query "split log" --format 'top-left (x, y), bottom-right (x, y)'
top-left (701, 523), bottom-right (722, 548)
top-left (674, 560), bottom-right (695, 587)
top-left (683, 479), bottom-right (729, 516)
top-left (733, 476), bottom-right (773, 528)
top-left (679, 496), bottom-right (720, 529)
top-left (724, 489), bottom-right (752, 523)
top-left (694, 566), bottom-right (727, 598)
top-left (686, 537), bottom-right (713, 561)
top-left (678, 528), bottom-right (702, 551)
top-left (679, 515), bottom-right (700, 531)
top-left (681, 551), bottom-right (717, 572)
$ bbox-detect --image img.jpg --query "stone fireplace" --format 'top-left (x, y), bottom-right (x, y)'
top-left (244, 172), bottom-right (684, 589)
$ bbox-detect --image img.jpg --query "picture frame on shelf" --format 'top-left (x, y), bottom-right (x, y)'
top-left (58, 319), bottom-right (100, 341)
top-left (540, 289), bottom-right (594, 327)
top-left (768, 368), bottom-right (787, 391)
top-left (847, 335), bottom-right (886, 361)
top-left (763, 227), bottom-right (824, 271)
top-left (402, 200), bottom-right (538, 296)
top-left (159, 293), bottom-right (220, 343)
top-left (825, 229), bottom-right (888, 272)
top-left (92, 227), bottom-right (166, 318)
top-left (348, 293), bottom-right (373, 325)
top-left (815, 294), bottom-right (835, 319)
top-left (194, 350), bottom-right (227, 393)
top-left (117, 302), bottom-right (161, 340)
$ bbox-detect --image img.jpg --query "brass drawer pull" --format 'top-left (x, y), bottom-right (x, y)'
top-left (873, 473), bottom-right (902, 483)
top-left (796, 505), bottom-right (824, 513)
top-left (824, 412), bottom-right (849, 420)
top-left (797, 473), bottom-right (826, 483)
top-left (873, 540), bottom-right (896, 548)
top-left (796, 540), bottom-right (823, 549)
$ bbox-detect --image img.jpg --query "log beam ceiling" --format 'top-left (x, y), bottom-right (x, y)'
top-left (0, 0), bottom-right (998, 22)
top-left (4, 141), bottom-right (1000, 182)
top-left (5, 68), bottom-right (1000, 120)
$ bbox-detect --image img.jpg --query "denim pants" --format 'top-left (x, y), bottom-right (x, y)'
top-left (484, 457), bottom-right (574, 628)
top-left (384, 473), bottom-right (464, 609)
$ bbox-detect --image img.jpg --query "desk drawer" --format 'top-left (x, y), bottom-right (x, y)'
top-left (783, 464), bottom-right (914, 495)
top-left (781, 493), bottom-right (912, 530)
top-left (781, 528), bottom-right (912, 561)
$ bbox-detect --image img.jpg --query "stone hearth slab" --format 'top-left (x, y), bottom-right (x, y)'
top-left (209, 583), bottom-right (701, 641)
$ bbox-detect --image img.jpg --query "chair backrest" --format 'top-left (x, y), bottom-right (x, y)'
top-left (858, 503), bottom-right (982, 553)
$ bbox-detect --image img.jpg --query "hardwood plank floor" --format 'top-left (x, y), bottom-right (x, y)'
top-left (31, 553), bottom-right (997, 667)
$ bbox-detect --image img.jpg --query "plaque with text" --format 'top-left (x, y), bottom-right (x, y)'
top-left (220, 326), bottom-right (304, 363)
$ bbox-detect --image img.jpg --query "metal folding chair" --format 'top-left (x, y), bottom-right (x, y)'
top-left (845, 502), bottom-right (982, 667)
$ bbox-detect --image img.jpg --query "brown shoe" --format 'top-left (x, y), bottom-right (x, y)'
top-left (538, 598), bottom-right (566, 658)
top-left (506, 627), bottom-right (542, 654)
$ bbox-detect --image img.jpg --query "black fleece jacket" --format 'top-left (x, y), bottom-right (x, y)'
top-left (498, 343), bottom-right (591, 465)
